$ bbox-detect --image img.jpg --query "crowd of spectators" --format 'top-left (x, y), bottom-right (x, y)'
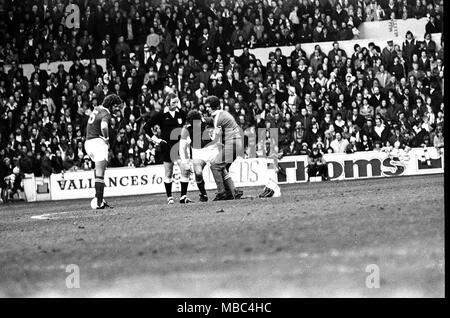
top-left (0, 0), bottom-right (445, 188)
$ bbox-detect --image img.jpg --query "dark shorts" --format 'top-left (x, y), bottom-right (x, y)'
top-left (212, 137), bottom-right (244, 168)
top-left (161, 141), bottom-right (180, 163)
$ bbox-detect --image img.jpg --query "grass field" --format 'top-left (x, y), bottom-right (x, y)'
top-left (0, 174), bottom-right (444, 298)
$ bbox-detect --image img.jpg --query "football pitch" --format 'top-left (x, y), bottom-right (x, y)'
top-left (0, 174), bottom-right (444, 297)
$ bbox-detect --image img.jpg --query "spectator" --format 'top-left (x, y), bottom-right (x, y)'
top-left (0, 0), bottom-right (443, 180)
top-left (425, 15), bottom-right (441, 34)
top-left (146, 28), bottom-right (160, 49)
top-left (330, 132), bottom-right (350, 153)
top-left (433, 126), bottom-right (444, 153)
top-left (307, 146), bottom-right (329, 181)
top-left (40, 151), bottom-right (53, 178)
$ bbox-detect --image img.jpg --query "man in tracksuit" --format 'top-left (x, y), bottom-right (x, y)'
top-left (204, 96), bottom-right (244, 201)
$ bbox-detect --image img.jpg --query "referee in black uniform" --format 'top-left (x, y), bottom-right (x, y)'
top-left (143, 93), bottom-right (187, 204)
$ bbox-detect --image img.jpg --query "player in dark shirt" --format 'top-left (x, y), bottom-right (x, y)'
top-left (85, 93), bottom-right (122, 209)
top-left (204, 95), bottom-right (244, 201)
top-left (143, 93), bottom-right (187, 204)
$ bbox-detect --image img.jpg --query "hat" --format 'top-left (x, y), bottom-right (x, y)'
top-left (387, 39), bottom-right (394, 45)
top-left (144, 44), bottom-right (150, 51)
top-left (141, 84), bottom-right (147, 90)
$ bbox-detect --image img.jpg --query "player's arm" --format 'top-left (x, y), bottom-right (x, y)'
top-left (206, 124), bottom-right (221, 144)
top-left (100, 113), bottom-right (111, 144)
top-left (143, 111), bottom-right (165, 144)
top-left (142, 111), bottom-right (158, 137)
top-left (201, 115), bottom-right (221, 141)
top-left (208, 112), bottom-right (223, 140)
top-left (202, 116), bottom-right (214, 126)
top-left (179, 126), bottom-right (190, 161)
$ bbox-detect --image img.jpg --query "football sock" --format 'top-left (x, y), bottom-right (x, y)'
top-left (197, 180), bottom-right (206, 195)
top-left (95, 175), bottom-right (105, 207)
top-left (180, 181), bottom-right (188, 197)
top-left (164, 182), bottom-right (172, 197)
top-left (211, 165), bottom-right (226, 194)
top-left (224, 174), bottom-right (236, 194)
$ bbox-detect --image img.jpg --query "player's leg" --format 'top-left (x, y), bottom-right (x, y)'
top-left (210, 162), bottom-right (233, 201)
top-left (210, 139), bottom-right (242, 200)
top-left (222, 138), bottom-right (243, 199)
top-left (210, 144), bottom-right (226, 199)
top-left (161, 140), bottom-right (178, 204)
top-left (223, 164), bottom-right (236, 196)
top-left (94, 160), bottom-right (107, 207)
top-left (178, 159), bottom-right (193, 204)
top-left (85, 138), bottom-right (111, 209)
top-left (193, 159), bottom-right (208, 201)
top-left (210, 164), bottom-right (237, 200)
top-left (210, 162), bottom-right (228, 200)
top-left (164, 161), bottom-right (175, 204)
top-left (222, 165), bottom-right (243, 199)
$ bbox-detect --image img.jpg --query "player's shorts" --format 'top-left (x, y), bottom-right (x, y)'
top-left (192, 145), bottom-right (220, 163)
top-left (212, 137), bottom-right (243, 166)
top-left (85, 138), bottom-right (108, 162)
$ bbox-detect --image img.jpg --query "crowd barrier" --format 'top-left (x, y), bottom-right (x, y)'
top-left (22, 148), bottom-right (444, 202)
top-left (234, 33), bottom-right (442, 65)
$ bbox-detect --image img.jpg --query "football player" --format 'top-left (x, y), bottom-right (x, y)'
top-left (84, 94), bottom-right (122, 209)
top-left (204, 95), bottom-right (244, 201)
top-left (179, 110), bottom-right (220, 202)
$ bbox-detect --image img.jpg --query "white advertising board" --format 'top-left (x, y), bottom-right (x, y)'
top-left (49, 158), bottom-right (269, 200)
top-left (23, 148), bottom-right (443, 201)
top-left (277, 148), bottom-right (444, 184)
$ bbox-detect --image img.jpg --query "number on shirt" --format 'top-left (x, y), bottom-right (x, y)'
top-left (88, 110), bottom-right (98, 124)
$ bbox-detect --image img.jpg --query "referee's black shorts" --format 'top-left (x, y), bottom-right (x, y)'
top-left (160, 141), bottom-right (180, 163)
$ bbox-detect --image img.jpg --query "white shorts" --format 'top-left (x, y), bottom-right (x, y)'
top-left (192, 145), bottom-right (220, 163)
top-left (85, 138), bottom-right (108, 162)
